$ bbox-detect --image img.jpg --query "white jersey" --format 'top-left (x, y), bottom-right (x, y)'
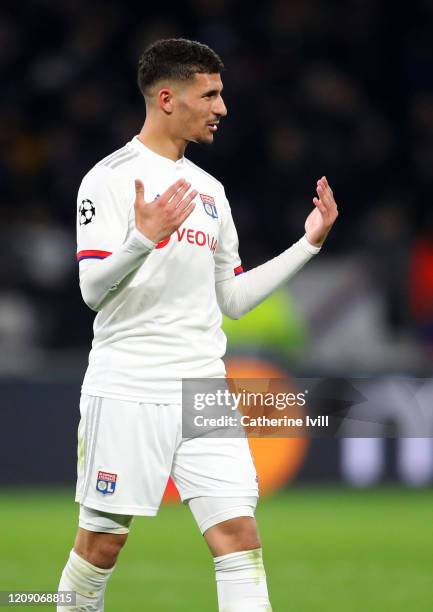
top-left (76, 136), bottom-right (243, 403)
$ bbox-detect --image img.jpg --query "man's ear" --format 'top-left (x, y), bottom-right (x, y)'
top-left (157, 88), bottom-right (174, 114)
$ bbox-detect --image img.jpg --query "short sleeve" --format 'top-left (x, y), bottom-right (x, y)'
top-left (76, 165), bottom-right (130, 263)
top-left (214, 191), bottom-right (243, 283)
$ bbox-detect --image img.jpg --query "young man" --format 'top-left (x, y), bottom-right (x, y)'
top-left (58, 38), bottom-right (338, 611)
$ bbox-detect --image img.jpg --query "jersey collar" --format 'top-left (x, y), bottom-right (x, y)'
top-left (130, 136), bottom-right (185, 168)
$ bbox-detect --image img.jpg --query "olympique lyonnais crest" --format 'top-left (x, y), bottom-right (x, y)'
top-left (96, 471), bottom-right (117, 495)
top-left (200, 193), bottom-right (218, 219)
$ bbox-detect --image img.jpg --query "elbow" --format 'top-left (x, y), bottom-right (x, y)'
top-left (224, 310), bottom-right (241, 321)
top-left (80, 286), bottom-right (101, 312)
top-left (218, 297), bottom-right (249, 320)
top-left (80, 278), bottom-right (118, 312)
top-left (221, 305), bottom-right (247, 320)
top-left (217, 281), bottom-right (249, 320)
top-left (82, 295), bottom-right (100, 312)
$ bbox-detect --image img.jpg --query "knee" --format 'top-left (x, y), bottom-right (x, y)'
top-left (225, 517), bottom-right (261, 551)
top-left (94, 533), bottom-right (128, 567)
top-left (206, 517), bottom-right (261, 556)
top-left (74, 530), bottom-right (128, 569)
top-left (75, 505), bottom-right (132, 568)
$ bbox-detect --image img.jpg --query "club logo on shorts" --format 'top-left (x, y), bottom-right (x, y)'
top-left (200, 194), bottom-right (218, 219)
top-left (96, 471), bottom-right (117, 495)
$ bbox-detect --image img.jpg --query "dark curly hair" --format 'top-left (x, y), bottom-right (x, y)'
top-left (138, 38), bottom-right (224, 97)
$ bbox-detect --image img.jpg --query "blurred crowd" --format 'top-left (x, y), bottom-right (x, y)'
top-left (1, 0), bottom-right (433, 357)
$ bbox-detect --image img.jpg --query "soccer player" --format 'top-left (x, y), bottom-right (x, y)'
top-left (58, 38), bottom-right (338, 611)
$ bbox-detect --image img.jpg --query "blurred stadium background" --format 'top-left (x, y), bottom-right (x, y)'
top-left (1, 1), bottom-right (433, 610)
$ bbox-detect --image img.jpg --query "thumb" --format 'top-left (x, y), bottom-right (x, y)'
top-left (134, 179), bottom-right (145, 200)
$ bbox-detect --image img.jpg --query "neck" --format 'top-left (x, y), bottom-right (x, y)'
top-left (138, 119), bottom-right (187, 162)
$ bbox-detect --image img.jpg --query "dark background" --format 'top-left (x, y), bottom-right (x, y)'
top-left (1, 0), bottom-right (433, 487)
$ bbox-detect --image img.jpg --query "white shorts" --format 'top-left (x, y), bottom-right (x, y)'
top-left (75, 394), bottom-right (259, 516)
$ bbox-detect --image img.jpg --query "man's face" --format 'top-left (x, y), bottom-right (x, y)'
top-left (173, 73), bottom-right (227, 145)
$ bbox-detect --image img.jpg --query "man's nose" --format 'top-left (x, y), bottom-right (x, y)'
top-left (214, 97), bottom-right (227, 117)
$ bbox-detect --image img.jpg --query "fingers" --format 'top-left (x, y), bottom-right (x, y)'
top-left (135, 176), bottom-right (198, 234)
top-left (316, 185), bottom-right (329, 214)
top-left (315, 176), bottom-right (338, 215)
top-left (161, 178), bottom-right (189, 203)
top-left (179, 189), bottom-right (198, 210)
top-left (316, 178), bottom-right (330, 205)
top-left (135, 177), bottom-right (194, 208)
top-left (134, 179), bottom-right (145, 200)
top-left (317, 176), bottom-right (332, 196)
top-left (170, 181), bottom-right (192, 208)
top-left (178, 198), bottom-right (196, 224)
top-left (175, 188), bottom-right (197, 223)
top-left (313, 196), bottom-right (327, 215)
top-left (161, 179), bottom-right (198, 219)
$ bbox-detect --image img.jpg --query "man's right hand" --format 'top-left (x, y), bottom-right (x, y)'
top-left (134, 178), bottom-right (197, 244)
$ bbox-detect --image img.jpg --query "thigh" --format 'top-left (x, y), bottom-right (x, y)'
top-left (188, 495), bottom-right (257, 535)
top-left (172, 435), bottom-right (259, 502)
top-left (78, 504), bottom-right (133, 534)
top-left (75, 396), bottom-right (179, 516)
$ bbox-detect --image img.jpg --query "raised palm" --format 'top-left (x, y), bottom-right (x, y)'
top-left (304, 176), bottom-right (338, 247)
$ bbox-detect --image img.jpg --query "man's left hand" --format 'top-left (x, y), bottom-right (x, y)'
top-left (305, 176), bottom-right (339, 247)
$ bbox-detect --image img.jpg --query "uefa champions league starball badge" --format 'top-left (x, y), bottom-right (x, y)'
top-left (79, 199), bottom-right (96, 225)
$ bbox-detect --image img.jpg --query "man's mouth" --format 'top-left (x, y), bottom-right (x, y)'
top-left (207, 122), bottom-right (219, 132)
